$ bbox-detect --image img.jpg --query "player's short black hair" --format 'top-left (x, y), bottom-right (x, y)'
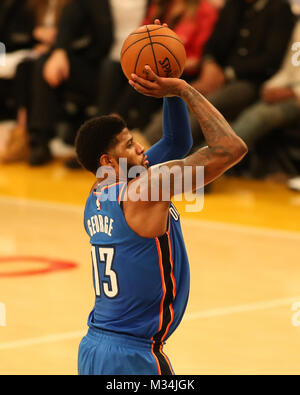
top-left (75, 115), bottom-right (127, 174)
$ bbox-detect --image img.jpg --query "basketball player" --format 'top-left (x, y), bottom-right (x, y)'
top-left (76, 66), bottom-right (248, 375)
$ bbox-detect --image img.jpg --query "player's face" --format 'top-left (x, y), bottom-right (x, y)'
top-left (114, 128), bottom-right (149, 170)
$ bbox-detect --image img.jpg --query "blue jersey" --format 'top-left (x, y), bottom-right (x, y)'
top-left (78, 97), bottom-right (192, 375)
top-left (83, 182), bottom-right (190, 345)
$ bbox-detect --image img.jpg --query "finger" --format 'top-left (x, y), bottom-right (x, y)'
top-left (129, 80), bottom-right (160, 98)
top-left (144, 65), bottom-right (160, 82)
top-left (129, 80), bottom-right (150, 95)
top-left (131, 73), bottom-right (158, 89)
top-left (154, 19), bottom-right (168, 28)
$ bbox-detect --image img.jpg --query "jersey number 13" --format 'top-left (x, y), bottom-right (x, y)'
top-left (91, 246), bottom-right (119, 298)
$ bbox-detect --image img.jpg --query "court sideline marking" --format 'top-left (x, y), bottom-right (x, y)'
top-left (0, 295), bottom-right (299, 350)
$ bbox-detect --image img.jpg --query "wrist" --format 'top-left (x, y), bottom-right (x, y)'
top-left (176, 79), bottom-right (189, 97)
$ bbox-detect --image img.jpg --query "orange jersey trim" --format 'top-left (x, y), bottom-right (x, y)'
top-left (151, 343), bottom-right (162, 375)
top-left (93, 182), bottom-right (123, 196)
top-left (118, 183), bottom-right (127, 205)
top-left (155, 238), bottom-right (167, 333)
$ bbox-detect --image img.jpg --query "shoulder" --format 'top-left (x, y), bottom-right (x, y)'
top-left (121, 175), bottom-right (171, 238)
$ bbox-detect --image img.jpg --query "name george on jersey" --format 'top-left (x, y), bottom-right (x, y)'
top-left (87, 214), bottom-right (114, 237)
top-left (87, 203), bottom-right (179, 238)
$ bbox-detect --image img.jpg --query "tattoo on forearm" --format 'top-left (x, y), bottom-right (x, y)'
top-left (192, 145), bottom-right (234, 167)
top-left (181, 85), bottom-right (237, 153)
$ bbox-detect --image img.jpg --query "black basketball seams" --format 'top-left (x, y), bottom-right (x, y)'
top-left (146, 25), bottom-right (159, 75)
top-left (133, 43), bottom-right (155, 75)
top-left (121, 35), bottom-right (184, 60)
top-left (132, 43), bottom-right (182, 77)
top-left (152, 42), bottom-right (183, 74)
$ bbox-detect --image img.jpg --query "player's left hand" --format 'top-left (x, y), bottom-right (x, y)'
top-left (129, 66), bottom-right (186, 98)
top-left (153, 19), bottom-right (168, 28)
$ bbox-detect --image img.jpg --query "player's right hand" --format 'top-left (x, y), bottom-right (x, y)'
top-left (129, 66), bottom-right (187, 98)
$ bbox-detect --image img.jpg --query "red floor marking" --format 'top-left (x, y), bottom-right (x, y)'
top-left (0, 256), bottom-right (77, 277)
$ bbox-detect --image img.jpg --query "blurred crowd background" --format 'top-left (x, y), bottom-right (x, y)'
top-left (0, 0), bottom-right (299, 190)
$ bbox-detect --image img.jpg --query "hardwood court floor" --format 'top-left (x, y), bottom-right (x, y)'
top-left (0, 160), bottom-right (299, 375)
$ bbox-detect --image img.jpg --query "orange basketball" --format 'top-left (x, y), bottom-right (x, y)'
top-left (120, 24), bottom-right (186, 80)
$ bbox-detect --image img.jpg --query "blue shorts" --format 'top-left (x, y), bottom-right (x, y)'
top-left (78, 327), bottom-right (174, 375)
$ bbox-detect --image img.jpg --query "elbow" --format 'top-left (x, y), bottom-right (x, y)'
top-left (231, 139), bottom-right (248, 163)
top-left (240, 139), bottom-right (248, 157)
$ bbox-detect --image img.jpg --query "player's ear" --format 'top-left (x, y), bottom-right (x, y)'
top-left (99, 154), bottom-right (114, 167)
top-left (99, 154), bottom-right (120, 173)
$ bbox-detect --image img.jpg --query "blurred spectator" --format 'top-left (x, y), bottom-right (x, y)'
top-left (97, 0), bottom-right (151, 117)
top-left (26, 0), bottom-right (114, 166)
top-left (0, 0), bottom-right (68, 163)
top-left (0, 0), bottom-right (33, 159)
top-left (27, 0), bottom-right (154, 167)
top-left (231, 19), bottom-right (300, 151)
top-left (144, 0), bottom-right (295, 146)
top-left (0, 0), bottom-right (35, 122)
top-left (144, 0), bottom-right (219, 78)
top-left (68, 0), bottom-right (153, 169)
top-left (114, 0), bottom-right (219, 131)
top-left (286, 0), bottom-right (300, 190)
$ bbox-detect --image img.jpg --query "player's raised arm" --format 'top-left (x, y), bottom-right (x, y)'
top-left (145, 97), bottom-right (193, 166)
top-left (180, 83), bottom-right (248, 187)
top-left (129, 66), bottom-right (248, 195)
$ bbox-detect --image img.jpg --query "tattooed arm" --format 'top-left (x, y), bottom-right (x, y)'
top-left (122, 68), bottom-right (248, 237)
top-left (129, 66), bottom-right (248, 189)
top-left (180, 83), bottom-right (248, 185)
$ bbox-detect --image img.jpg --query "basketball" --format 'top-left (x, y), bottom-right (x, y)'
top-left (120, 24), bottom-right (186, 80)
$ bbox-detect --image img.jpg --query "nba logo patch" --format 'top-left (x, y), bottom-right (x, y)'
top-left (96, 198), bottom-right (101, 211)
